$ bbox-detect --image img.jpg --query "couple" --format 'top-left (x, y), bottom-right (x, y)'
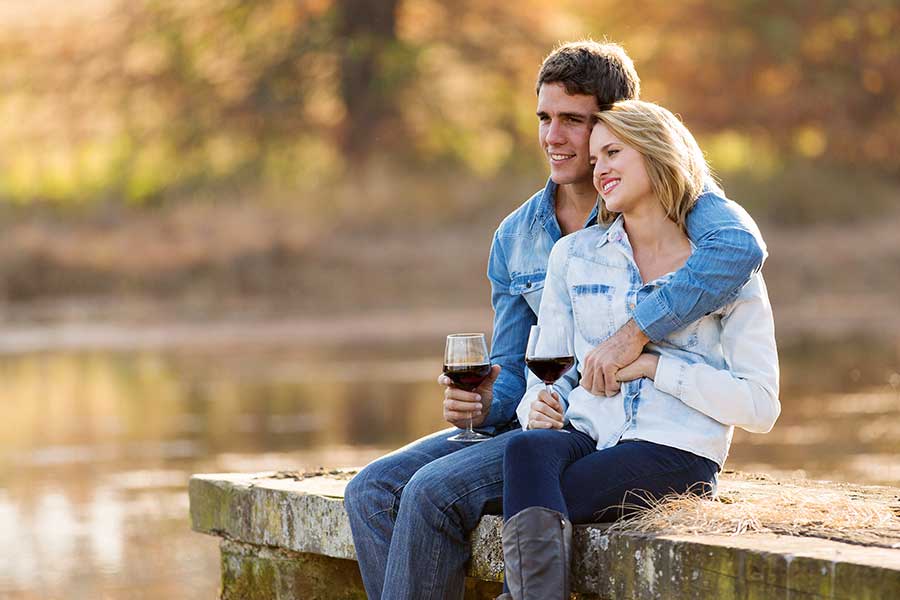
top-left (345, 40), bottom-right (779, 599)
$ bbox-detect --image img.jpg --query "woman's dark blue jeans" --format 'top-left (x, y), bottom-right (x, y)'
top-left (502, 426), bottom-right (719, 523)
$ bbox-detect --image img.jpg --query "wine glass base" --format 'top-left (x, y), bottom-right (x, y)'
top-left (447, 430), bottom-right (491, 443)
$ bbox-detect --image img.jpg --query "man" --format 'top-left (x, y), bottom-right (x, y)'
top-left (345, 40), bottom-right (765, 599)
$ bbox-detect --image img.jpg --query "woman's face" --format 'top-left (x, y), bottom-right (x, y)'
top-left (590, 123), bottom-right (653, 215)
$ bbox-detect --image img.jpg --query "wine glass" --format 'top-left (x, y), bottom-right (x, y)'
top-left (525, 325), bottom-right (575, 399)
top-left (443, 333), bottom-right (492, 443)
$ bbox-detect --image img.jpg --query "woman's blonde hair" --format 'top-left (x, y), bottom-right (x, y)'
top-left (593, 100), bottom-right (710, 230)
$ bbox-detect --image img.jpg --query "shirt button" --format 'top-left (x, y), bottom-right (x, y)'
top-left (525, 282), bottom-right (532, 289)
top-left (629, 303), bottom-right (636, 310)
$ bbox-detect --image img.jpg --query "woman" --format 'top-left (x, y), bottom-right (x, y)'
top-left (497, 100), bottom-right (780, 599)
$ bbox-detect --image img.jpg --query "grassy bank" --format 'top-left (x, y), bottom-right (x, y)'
top-left (0, 164), bottom-right (898, 351)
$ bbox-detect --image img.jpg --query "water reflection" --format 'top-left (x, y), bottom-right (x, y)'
top-left (0, 491), bottom-right (37, 592)
top-left (0, 349), bottom-right (449, 599)
top-left (89, 486), bottom-right (124, 575)
top-left (0, 343), bottom-right (898, 598)
top-left (34, 491), bottom-right (80, 586)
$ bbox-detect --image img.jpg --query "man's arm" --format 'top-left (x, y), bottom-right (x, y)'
top-left (582, 190), bottom-right (766, 396)
top-left (481, 231), bottom-right (536, 428)
top-left (634, 191), bottom-right (766, 340)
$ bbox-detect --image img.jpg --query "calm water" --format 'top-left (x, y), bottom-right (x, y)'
top-left (1, 341), bottom-right (899, 599)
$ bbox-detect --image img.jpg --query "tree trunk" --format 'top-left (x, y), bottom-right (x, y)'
top-left (336, 0), bottom-right (401, 162)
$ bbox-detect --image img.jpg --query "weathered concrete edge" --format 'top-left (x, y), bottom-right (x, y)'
top-left (573, 527), bottom-right (900, 599)
top-left (190, 474), bottom-right (358, 560)
top-left (190, 473), bottom-right (900, 597)
top-left (189, 473), bottom-right (507, 566)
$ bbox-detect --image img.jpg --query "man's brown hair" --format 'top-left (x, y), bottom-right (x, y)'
top-left (536, 40), bottom-right (640, 106)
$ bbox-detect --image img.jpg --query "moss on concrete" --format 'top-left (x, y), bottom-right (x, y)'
top-left (189, 476), bottom-right (236, 535)
top-left (221, 540), bottom-right (366, 600)
top-left (220, 540), bottom-right (506, 600)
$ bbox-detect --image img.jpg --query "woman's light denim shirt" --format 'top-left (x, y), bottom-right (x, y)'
top-left (484, 178), bottom-right (767, 432)
top-left (514, 215), bottom-right (780, 467)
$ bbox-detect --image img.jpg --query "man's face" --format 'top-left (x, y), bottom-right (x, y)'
top-left (536, 82), bottom-right (599, 187)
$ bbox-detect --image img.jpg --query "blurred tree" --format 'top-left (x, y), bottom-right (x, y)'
top-left (336, 0), bottom-right (401, 160)
top-left (0, 0), bottom-right (897, 206)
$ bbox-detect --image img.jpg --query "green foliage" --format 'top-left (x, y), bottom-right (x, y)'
top-left (0, 0), bottom-right (897, 213)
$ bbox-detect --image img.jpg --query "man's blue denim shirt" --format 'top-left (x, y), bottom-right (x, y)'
top-left (482, 177), bottom-right (767, 431)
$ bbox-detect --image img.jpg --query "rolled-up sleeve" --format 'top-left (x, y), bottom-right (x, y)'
top-left (653, 274), bottom-right (780, 434)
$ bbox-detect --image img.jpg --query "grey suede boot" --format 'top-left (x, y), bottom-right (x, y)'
top-left (500, 506), bottom-right (573, 600)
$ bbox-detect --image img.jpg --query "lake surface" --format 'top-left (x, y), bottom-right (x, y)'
top-left (1, 339), bottom-right (898, 599)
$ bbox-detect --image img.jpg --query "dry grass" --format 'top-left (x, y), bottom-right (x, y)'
top-left (609, 471), bottom-right (900, 549)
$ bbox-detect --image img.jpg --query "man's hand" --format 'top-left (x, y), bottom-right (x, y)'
top-left (616, 353), bottom-right (659, 382)
top-left (439, 365), bottom-right (501, 429)
top-left (527, 389), bottom-right (565, 430)
top-left (581, 319), bottom-right (650, 397)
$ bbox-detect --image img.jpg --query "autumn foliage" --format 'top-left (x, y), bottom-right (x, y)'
top-left (0, 0), bottom-right (897, 206)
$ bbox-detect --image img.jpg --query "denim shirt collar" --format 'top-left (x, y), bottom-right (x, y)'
top-left (533, 178), bottom-right (558, 229)
top-left (595, 214), bottom-right (626, 249)
top-left (597, 214), bottom-right (698, 289)
top-left (533, 177), bottom-right (601, 234)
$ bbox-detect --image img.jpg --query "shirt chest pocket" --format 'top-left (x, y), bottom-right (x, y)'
top-left (571, 284), bottom-right (626, 345)
top-left (510, 272), bottom-right (546, 315)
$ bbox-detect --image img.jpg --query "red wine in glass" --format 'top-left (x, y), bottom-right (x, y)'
top-left (444, 333), bottom-right (492, 442)
top-left (525, 325), bottom-right (575, 396)
top-left (525, 356), bottom-right (575, 385)
top-left (442, 363), bottom-right (492, 391)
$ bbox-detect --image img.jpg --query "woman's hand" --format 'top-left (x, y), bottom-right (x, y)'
top-left (527, 389), bottom-right (565, 430)
top-left (615, 352), bottom-right (659, 382)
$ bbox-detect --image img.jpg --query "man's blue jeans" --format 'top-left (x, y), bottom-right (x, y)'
top-left (344, 427), bottom-right (518, 600)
